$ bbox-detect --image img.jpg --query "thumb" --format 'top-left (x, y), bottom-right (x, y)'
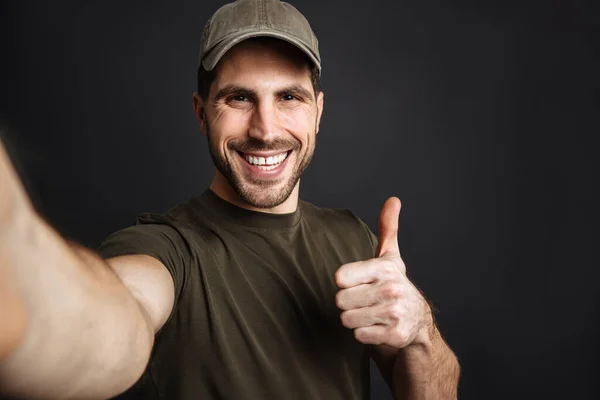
top-left (376, 197), bottom-right (401, 257)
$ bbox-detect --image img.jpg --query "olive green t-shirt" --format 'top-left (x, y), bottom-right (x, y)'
top-left (98, 189), bottom-right (378, 400)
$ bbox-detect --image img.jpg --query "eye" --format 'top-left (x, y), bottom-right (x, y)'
top-left (230, 95), bottom-right (249, 102)
top-left (282, 94), bottom-right (296, 101)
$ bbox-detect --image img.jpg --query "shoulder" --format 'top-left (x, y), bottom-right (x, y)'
top-left (301, 200), bottom-right (364, 226)
top-left (136, 197), bottom-right (210, 232)
top-left (99, 197), bottom-right (213, 258)
top-left (300, 200), bottom-right (378, 254)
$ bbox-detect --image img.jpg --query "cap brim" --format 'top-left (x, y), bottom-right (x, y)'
top-left (201, 29), bottom-right (321, 75)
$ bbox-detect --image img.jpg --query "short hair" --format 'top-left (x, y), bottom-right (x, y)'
top-left (196, 39), bottom-right (322, 101)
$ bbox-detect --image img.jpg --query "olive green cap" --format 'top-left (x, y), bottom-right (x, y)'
top-left (198, 0), bottom-right (321, 74)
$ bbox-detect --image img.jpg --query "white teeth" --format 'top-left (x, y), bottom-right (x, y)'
top-left (243, 152), bottom-right (288, 167)
top-left (257, 164), bottom-right (278, 171)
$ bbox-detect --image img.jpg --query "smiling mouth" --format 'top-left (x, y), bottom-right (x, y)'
top-left (237, 151), bottom-right (291, 171)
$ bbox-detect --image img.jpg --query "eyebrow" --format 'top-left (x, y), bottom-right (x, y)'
top-left (275, 85), bottom-right (314, 102)
top-left (213, 85), bottom-right (257, 102)
top-left (212, 84), bottom-right (315, 102)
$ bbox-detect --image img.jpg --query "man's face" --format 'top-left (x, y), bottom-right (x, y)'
top-left (195, 39), bottom-right (323, 209)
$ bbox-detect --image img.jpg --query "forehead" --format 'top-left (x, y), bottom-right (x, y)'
top-left (212, 38), bottom-right (313, 88)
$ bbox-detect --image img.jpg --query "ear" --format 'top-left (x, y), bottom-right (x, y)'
top-left (192, 92), bottom-right (208, 136)
top-left (315, 91), bottom-right (324, 134)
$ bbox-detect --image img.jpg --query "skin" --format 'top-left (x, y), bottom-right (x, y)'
top-left (0, 143), bottom-right (28, 361)
top-left (193, 39), bottom-right (324, 213)
top-left (0, 141), bottom-right (156, 399)
top-left (336, 198), bottom-right (460, 399)
top-left (193, 39), bottom-right (460, 398)
top-left (0, 37), bottom-right (458, 399)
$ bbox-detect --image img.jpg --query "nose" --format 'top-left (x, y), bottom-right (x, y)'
top-left (248, 100), bottom-right (280, 141)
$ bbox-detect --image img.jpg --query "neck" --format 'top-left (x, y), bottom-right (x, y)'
top-left (209, 172), bottom-right (300, 214)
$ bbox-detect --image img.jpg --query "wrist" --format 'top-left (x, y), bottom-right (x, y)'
top-left (410, 307), bottom-right (437, 349)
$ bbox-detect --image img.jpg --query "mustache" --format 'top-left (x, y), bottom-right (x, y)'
top-left (228, 137), bottom-right (300, 153)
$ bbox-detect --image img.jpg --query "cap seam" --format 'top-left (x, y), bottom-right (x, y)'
top-left (259, 0), bottom-right (267, 27)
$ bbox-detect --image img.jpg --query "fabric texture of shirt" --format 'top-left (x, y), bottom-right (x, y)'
top-left (98, 189), bottom-right (378, 400)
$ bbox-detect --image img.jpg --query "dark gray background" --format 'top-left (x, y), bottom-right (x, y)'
top-left (1, 0), bottom-right (598, 399)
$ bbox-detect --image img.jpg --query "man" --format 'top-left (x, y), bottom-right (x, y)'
top-left (0, 0), bottom-right (460, 398)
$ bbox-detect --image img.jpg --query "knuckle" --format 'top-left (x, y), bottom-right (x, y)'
top-left (388, 304), bottom-right (403, 321)
top-left (379, 261), bottom-right (397, 279)
top-left (334, 269), bottom-right (345, 287)
top-left (335, 291), bottom-right (345, 309)
top-left (354, 328), bottom-right (365, 342)
top-left (340, 311), bottom-right (352, 327)
top-left (354, 328), bottom-right (370, 343)
top-left (382, 282), bottom-right (403, 299)
top-left (356, 328), bottom-right (385, 345)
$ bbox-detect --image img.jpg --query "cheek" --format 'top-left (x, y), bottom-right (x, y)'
top-left (210, 109), bottom-right (251, 146)
top-left (280, 108), bottom-right (317, 143)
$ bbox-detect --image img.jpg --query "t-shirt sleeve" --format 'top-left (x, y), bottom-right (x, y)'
top-left (342, 208), bottom-right (379, 259)
top-left (358, 219), bottom-right (379, 258)
top-left (97, 212), bottom-right (191, 305)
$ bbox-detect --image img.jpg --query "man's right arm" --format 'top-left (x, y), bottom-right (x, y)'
top-left (0, 140), bottom-right (175, 399)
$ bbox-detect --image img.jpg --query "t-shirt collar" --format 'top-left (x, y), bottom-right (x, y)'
top-left (197, 188), bottom-right (303, 230)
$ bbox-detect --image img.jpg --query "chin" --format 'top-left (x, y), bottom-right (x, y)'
top-left (210, 141), bottom-right (311, 210)
top-left (235, 180), bottom-right (296, 209)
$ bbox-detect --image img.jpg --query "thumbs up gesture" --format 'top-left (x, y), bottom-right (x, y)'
top-left (334, 197), bottom-right (433, 348)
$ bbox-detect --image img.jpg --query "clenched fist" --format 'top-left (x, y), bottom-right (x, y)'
top-left (335, 197), bottom-right (433, 349)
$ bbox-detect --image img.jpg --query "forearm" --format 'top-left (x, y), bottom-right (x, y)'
top-left (0, 138), bottom-right (33, 361)
top-left (0, 142), bottom-right (153, 399)
top-left (392, 323), bottom-right (460, 400)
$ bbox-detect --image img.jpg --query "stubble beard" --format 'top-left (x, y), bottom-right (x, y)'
top-left (207, 123), bottom-right (316, 209)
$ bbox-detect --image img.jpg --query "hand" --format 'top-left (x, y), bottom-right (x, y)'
top-left (334, 197), bottom-right (433, 348)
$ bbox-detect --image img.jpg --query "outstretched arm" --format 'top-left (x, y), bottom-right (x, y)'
top-left (0, 139), bottom-right (173, 399)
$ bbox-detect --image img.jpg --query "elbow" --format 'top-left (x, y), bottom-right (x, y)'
top-left (65, 299), bottom-right (156, 400)
top-left (93, 304), bottom-right (155, 399)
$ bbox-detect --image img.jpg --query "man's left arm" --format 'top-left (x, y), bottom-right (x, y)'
top-left (370, 312), bottom-right (460, 399)
top-left (335, 197), bottom-right (460, 399)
